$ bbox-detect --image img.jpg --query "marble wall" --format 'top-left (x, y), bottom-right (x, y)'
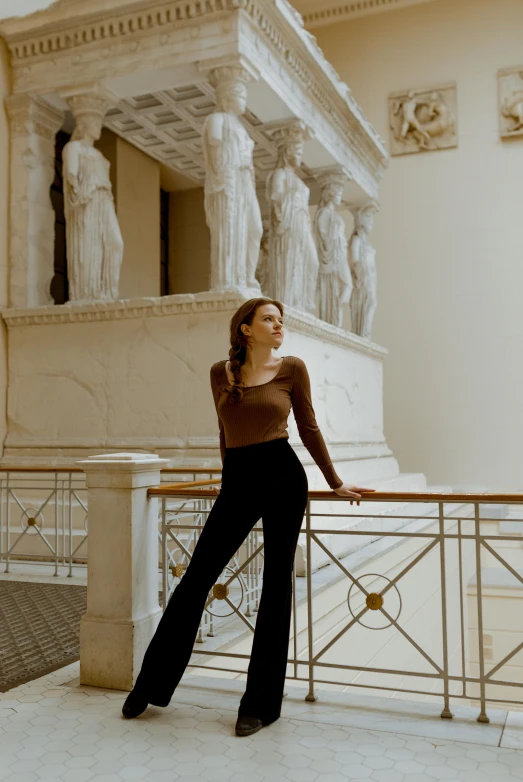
top-left (316, 0), bottom-right (523, 490)
top-left (2, 294), bottom-right (398, 488)
top-left (97, 131), bottom-right (161, 300)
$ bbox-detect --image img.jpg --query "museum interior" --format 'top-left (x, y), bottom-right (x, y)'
top-left (1, 0), bottom-right (523, 780)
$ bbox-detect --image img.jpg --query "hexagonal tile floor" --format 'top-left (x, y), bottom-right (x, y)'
top-left (2, 663), bottom-right (523, 781)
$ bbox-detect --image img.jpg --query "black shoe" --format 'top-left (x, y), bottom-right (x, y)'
top-left (235, 715), bottom-right (263, 737)
top-left (122, 690), bottom-right (148, 719)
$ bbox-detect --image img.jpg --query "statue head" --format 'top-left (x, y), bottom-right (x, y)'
top-left (318, 173), bottom-right (346, 208)
top-left (211, 65), bottom-right (251, 116)
top-left (273, 120), bottom-right (309, 169)
top-left (215, 80), bottom-right (248, 116)
top-left (71, 112), bottom-right (103, 144)
top-left (354, 205), bottom-right (376, 234)
top-left (67, 93), bottom-right (108, 145)
top-left (283, 137), bottom-right (304, 168)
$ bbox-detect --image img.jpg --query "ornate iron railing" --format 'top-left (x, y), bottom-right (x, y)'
top-left (150, 485), bottom-right (523, 722)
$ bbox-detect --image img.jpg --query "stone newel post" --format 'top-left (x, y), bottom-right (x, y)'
top-left (77, 452), bottom-right (168, 691)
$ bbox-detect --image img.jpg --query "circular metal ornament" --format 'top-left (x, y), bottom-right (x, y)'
top-left (366, 592), bottom-right (383, 611)
top-left (348, 573), bottom-right (402, 630)
top-left (207, 566), bottom-right (245, 619)
top-left (212, 583), bottom-right (229, 600)
top-left (170, 563), bottom-right (184, 579)
top-left (20, 508), bottom-right (44, 535)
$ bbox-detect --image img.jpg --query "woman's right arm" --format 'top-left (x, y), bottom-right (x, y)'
top-left (210, 366), bottom-right (226, 464)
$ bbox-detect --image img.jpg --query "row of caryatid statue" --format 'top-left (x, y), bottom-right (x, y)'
top-left (201, 65), bottom-right (377, 339)
top-left (59, 72), bottom-right (377, 339)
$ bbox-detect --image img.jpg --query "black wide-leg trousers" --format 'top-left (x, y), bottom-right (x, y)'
top-left (133, 438), bottom-right (309, 724)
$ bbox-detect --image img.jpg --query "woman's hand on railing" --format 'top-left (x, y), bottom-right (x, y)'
top-left (333, 484), bottom-right (375, 505)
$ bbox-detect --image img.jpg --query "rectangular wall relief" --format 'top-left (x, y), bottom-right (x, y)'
top-left (388, 83), bottom-right (457, 156)
top-left (498, 67), bottom-right (523, 139)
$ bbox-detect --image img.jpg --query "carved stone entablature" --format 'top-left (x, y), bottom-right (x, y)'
top-left (1, 292), bottom-right (388, 359)
top-left (0, 0), bottom-right (388, 202)
top-left (389, 83), bottom-right (457, 156)
top-left (294, 0), bottom-right (438, 29)
top-left (498, 66), bottom-right (523, 139)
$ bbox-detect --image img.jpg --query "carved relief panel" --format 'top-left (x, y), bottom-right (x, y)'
top-left (498, 67), bottom-right (523, 139)
top-left (388, 83), bottom-right (457, 156)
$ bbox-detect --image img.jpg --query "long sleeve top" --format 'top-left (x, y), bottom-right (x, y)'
top-left (209, 355), bottom-right (342, 489)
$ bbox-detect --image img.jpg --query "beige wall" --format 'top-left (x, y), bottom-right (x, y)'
top-left (0, 40), bottom-right (10, 459)
top-left (97, 130), bottom-right (161, 300)
top-left (168, 188), bottom-right (210, 294)
top-left (317, 0), bottom-right (523, 490)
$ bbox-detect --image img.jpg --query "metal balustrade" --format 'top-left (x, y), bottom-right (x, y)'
top-left (151, 485), bottom-right (523, 722)
top-left (0, 467), bottom-right (221, 577)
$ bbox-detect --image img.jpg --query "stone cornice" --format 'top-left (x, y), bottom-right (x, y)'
top-left (0, 0), bottom-right (388, 189)
top-left (296, 0), bottom-right (438, 29)
top-left (1, 293), bottom-right (387, 359)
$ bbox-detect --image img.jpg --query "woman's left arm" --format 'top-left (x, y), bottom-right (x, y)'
top-left (290, 358), bottom-right (374, 502)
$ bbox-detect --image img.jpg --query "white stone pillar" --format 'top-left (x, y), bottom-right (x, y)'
top-left (77, 452), bottom-right (168, 691)
top-left (6, 95), bottom-right (64, 308)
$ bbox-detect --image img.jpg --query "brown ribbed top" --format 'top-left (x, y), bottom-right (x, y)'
top-left (210, 355), bottom-right (342, 489)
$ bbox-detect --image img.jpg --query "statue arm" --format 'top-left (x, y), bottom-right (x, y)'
top-left (205, 113), bottom-right (224, 147)
top-left (63, 142), bottom-right (79, 186)
top-left (348, 233), bottom-right (361, 284)
top-left (269, 168), bottom-right (287, 233)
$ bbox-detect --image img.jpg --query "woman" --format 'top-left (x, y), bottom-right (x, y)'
top-left (122, 298), bottom-right (372, 736)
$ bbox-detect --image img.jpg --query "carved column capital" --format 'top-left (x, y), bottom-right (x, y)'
top-left (265, 118), bottom-right (312, 149)
top-left (60, 83), bottom-right (118, 123)
top-left (199, 54), bottom-right (260, 86)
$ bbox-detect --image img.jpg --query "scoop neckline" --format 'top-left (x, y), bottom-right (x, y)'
top-left (223, 356), bottom-right (286, 389)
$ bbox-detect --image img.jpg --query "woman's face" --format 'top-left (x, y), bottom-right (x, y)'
top-left (241, 304), bottom-right (284, 349)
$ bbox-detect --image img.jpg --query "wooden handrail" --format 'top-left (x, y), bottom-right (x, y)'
top-left (157, 478), bottom-right (221, 490)
top-left (148, 487), bottom-right (523, 503)
top-left (0, 466), bottom-right (222, 474)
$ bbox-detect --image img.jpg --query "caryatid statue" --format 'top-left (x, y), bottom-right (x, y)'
top-left (62, 91), bottom-right (124, 303)
top-left (202, 65), bottom-right (262, 294)
top-left (348, 205), bottom-right (378, 340)
top-left (314, 172), bottom-right (352, 328)
top-left (265, 121), bottom-right (319, 314)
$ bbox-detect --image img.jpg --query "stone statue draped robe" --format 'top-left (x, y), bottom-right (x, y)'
top-left (314, 205), bottom-right (352, 328)
top-left (203, 112), bottom-right (262, 291)
top-left (63, 140), bottom-right (123, 301)
top-left (349, 227), bottom-right (377, 339)
top-left (266, 167), bottom-right (318, 313)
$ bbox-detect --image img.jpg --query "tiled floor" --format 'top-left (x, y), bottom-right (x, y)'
top-left (2, 665), bottom-right (523, 781)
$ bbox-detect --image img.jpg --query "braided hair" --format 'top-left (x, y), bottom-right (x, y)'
top-left (224, 298), bottom-right (284, 404)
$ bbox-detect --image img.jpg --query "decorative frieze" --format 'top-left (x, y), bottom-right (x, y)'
top-left (498, 66), bottom-right (523, 139)
top-left (388, 84), bottom-right (457, 156)
top-left (1, 292), bottom-right (387, 358)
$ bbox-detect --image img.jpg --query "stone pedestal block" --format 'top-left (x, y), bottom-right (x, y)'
top-left (77, 452), bottom-right (168, 691)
